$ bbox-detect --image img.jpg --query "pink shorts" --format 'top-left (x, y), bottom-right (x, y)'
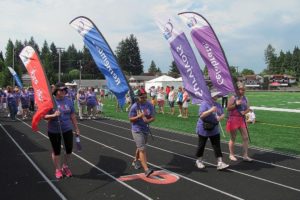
top-left (226, 116), bottom-right (247, 132)
top-left (157, 100), bottom-right (164, 106)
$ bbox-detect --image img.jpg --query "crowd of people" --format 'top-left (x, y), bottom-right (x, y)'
top-left (0, 81), bottom-right (255, 179)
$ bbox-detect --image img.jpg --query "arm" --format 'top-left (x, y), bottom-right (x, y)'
top-left (200, 106), bottom-right (217, 120)
top-left (71, 112), bottom-right (80, 135)
top-left (44, 110), bottom-right (60, 120)
top-left (129, 110), bottom-right (144, 122)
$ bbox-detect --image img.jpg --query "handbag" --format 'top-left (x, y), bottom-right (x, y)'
top-left (203, 120), bottom-right (218, 131)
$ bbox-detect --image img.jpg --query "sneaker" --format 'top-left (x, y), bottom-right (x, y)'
top-left (177, 114), bottom-right (182, 118)
top-left (229, 155), bottom-right (238, 161)
top-left (62, 165), bottom-right (72, 177)
top-left (217, 162), bottom-right (229, 170)
top-left (243, 156), bottom-right (253, 162)
top-left (79, 116), bottom-right (83, 120)
top-left (145, 169), bottom-right (154, 177)
top-left (55, 169), bottom-right (63, 179)
top-left (131, 160), bottom-right (141, 170)
top-left (195, 160), bottom-right (205, 169)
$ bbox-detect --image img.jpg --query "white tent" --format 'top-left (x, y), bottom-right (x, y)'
top-left (145, 75), bottom-right (183, 92)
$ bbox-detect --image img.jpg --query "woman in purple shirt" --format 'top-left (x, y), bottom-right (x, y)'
top-left (44, 82), bottom-right (80, 179)
top-left (129, 89), bottom-right (155, 177)
top-left (195, 91), bottom-right (229, 171)
top-left (86, 87), bottom-right (97, 119)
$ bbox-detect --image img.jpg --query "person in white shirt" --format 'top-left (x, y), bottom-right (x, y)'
top-left (168, 86), bottom-right (176, 115)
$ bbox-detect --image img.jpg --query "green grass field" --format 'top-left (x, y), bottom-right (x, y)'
top-left (100, 91), bottom-right (300, 156)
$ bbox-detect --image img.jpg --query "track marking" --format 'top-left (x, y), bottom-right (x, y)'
top-left (91, 120), bottom-right (300, 172)
top-left (19, 120), bottom-right (153, 200)
top-left (78, 122), bottom-right (300, 193)
top-left (0, 123), bottom-right (67, 200)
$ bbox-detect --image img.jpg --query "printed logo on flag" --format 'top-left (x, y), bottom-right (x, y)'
top-left (187, 16), bottom-right (197, 28)
top-left (163, 20), bottom-right (173, 40)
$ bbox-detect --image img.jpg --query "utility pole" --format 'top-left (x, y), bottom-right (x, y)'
top-left (79, 60), bottom-right (82, 89)
top-left (57, 47), bottom-right (64, 82)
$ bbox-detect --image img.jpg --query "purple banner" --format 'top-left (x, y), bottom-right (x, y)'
top-left (156, 18), bottom-right (212, 104)
top-left (179, 12), bottom-right (236, 96)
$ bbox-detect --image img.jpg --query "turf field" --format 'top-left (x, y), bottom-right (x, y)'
top-left (101, 91), bottom-right (300, 155)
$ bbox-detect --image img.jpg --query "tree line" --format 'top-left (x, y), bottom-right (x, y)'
top-left (264, 44), bottom-right (300, 78)
top-left (0, 36), bottom-right (299, 87)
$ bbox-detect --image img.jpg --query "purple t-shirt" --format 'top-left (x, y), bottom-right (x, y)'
top-left (20, 91), bottom-right (30, 106)
top-left (86, 91), bottom-right (97, 106)
top-left (196, 101), bottom-right (223, 137)
top-left (129, 101), bottom-right (154, 133)
top-left (48, 97), bottom-right (75, 133)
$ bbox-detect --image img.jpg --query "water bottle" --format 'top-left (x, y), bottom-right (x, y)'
top-left (75, 134), bottom-right (82, 152)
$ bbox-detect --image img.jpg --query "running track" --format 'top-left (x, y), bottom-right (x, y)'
top-left (1, 115), bottom-right (300, 200)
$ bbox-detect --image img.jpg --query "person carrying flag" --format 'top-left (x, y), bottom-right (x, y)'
top-left (195, 91), bottom-right (229, 170)
top-left (44, 82), bottom-right (80, 179)
top-left (226, 83), bottom-right (253, 162)
top-left (129, 89), bottom-right (155, 177)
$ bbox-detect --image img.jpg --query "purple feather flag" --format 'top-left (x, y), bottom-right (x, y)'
top-left (156, 17), bottom-right (212, 104)
top-left (179, 12), bottom-right (237, 96)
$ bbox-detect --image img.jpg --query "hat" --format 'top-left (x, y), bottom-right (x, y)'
top-left (211, 91), bottom-right (221, 98)
top-left (237, 82), bottom-right (245, 89)
top-left (53, 82), bottom-right (67, 95)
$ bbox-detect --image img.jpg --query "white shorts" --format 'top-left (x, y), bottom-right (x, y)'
top-left (183, 101), bottom-right (189, 108)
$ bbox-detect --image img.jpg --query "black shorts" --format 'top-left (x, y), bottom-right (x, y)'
top-left (48, 130), bottom-right (73, 155)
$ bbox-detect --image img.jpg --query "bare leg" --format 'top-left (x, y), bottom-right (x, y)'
top-left (52, 152), bottom-right (61, 170)
top-left (138, 149), bottom-right (149, 171)
top-left (240, 127), bottom-right (250, 157)
top-left (229, 130), bottom-right (237, 157)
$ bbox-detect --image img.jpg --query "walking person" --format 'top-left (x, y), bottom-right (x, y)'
top-left (28, 86), bottom-right (35, 114)
top-left (6, 86), bottom-right (18, 121)
top-left (86, 87), bottom-right (97, 119)
top-left (20, 87), bottom-right (30, 119)
top-left (195, 91), bottom-right (229, 170)
top-left (44, 82), bottom-right (80, 179)
top-left (77, 88), bottom-right (87, 120)
top-left (226, 83), bottom-right (253, 162)
top-left (129, 89), bottom-right (155, 177)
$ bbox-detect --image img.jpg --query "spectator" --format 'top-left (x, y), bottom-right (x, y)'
top-left (176, 86), bottom-right (183, 117)
top-left (168, 86), bottom-right (176, 115)
top-left (157, 86), bottom-right (165, 114)
top-left (77, 88), bottom-right (87, 120)
top-left (182, 88), bottom-right (190, 118)
top-left (86, 87), bottom-right (97, 119)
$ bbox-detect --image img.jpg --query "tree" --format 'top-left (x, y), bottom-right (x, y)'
top-left (168, 61), bottom-right (180, 78)
top-left (241, 68), bottom-right (255, 76)
top-left (264, 44), bottom-right (277, 73)
top-left (148, 60), bottom-right (161, 75)
top-left (115, 34), bottom-right (144, 75)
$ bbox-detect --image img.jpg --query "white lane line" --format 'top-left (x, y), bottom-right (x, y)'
top-left (0, 124), bottom-right (67, 200)
top-left (19, 121), bottom-right (153, 200)
top-left (97, 117), bottom-right (300, 159)
top-left (77, 126), bottom-right (244, 200)
top-left (79, 122), bottom-right (300, 193)
top-left (92, 120), bottom-right (300, 172)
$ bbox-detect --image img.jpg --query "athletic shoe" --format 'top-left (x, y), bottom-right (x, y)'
top-left (195, 160), bottom-right (205, 169)
top-left (229, 155), bottom-right (238, 161)
top-left (177, 114), bottom-right (182, 118)
top-left (62, 165), bottom-right (72, 177)
top-left (131, 160), bottom-right (141, 170)
top-left (243, 156), bottom-right (253, 162)
top-left (217, 162), bottom-right (229, 170)
top-left (145, 169), bottom-right (154, 177)
top-left (55, 169), bottom-right (63, 179)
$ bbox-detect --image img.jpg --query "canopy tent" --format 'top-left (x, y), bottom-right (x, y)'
top-left (145, 75), bottom-right (183, 92)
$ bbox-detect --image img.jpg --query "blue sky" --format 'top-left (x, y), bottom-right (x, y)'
top-left (1, 0), bottom-right (300, 73)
